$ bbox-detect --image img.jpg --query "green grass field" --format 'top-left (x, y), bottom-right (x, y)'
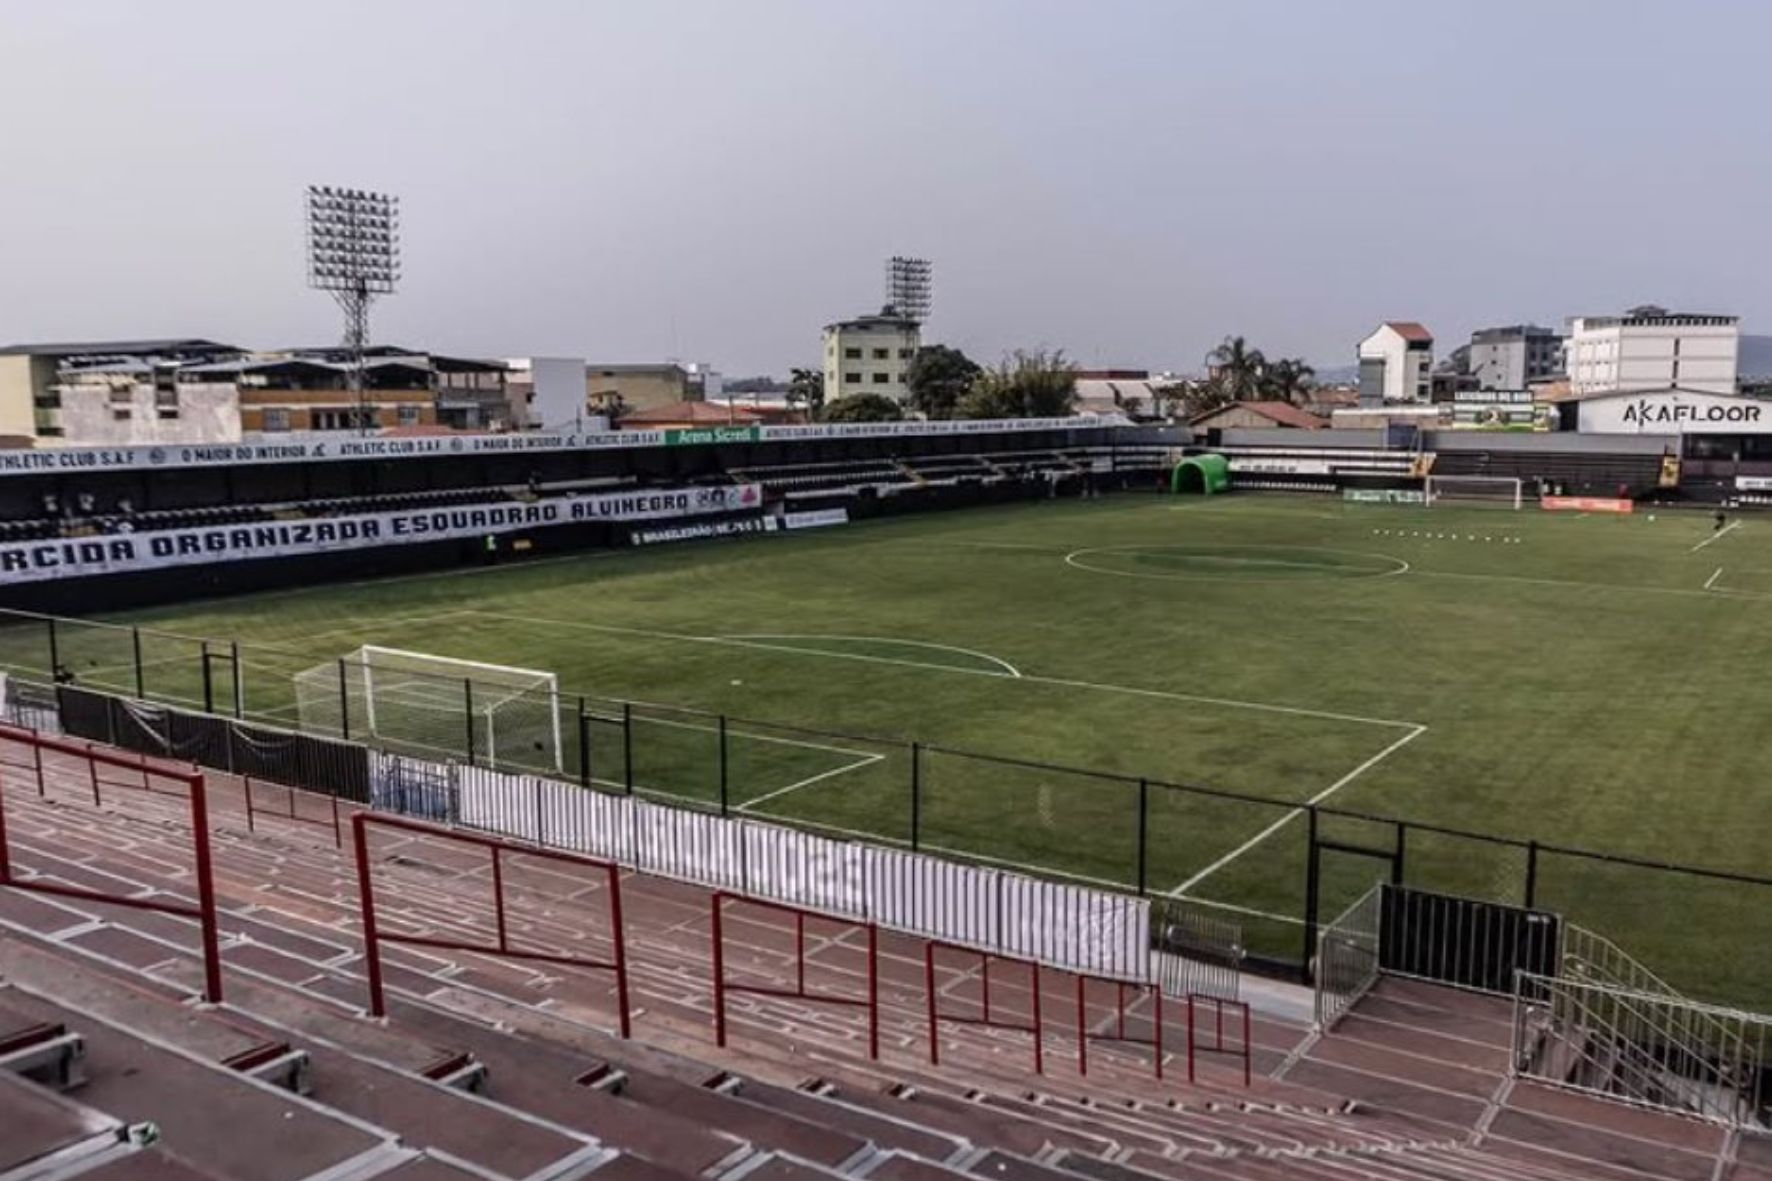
top-left (6, 492), bottom-right (1771, 1005)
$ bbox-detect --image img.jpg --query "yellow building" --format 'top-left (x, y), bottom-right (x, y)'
top-left (822, 309), bottom-right (921, 405)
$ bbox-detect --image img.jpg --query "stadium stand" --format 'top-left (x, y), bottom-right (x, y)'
top-left (3, 729), bottom-right (1761, 1180)
top-left (1426, 449), bottom-right (1665, 498)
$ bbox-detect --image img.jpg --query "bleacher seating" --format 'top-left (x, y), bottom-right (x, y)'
top-left (0, 734), bottom-right (1760, 1181)
top-left (1431, 449), bottom-right (1664, 497)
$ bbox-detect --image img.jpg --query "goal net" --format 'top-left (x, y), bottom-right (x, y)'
top-left (1424, 475), bottom-right (1523, 510)
top-left (294, 645), bottom-right (562, 773)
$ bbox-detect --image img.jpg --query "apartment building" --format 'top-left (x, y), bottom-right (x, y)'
top-left (1357, 322), bottom-right (1434, 404)
top-left (1566, 307), bottom-right (1739, 395)
top-left (822, 309), bottom-right (921, 404)
top-left (1467, 325), bottom-right (1563, 391)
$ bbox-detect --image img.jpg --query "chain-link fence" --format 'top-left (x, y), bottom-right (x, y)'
top-left (6, 604), bottom-right (1772, 1001)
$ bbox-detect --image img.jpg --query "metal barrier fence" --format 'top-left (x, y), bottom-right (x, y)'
top-left (6, 605), bottom-right (1772, 1003)
top-left (0, 725), bottom-right (225, 1002)
top-left (352, 811), bottom-right (631, 1033)
top-left (1314, 885), bottom-right (1382, 1030)
top-left (1513, 972), bottom-right (1771, 1130)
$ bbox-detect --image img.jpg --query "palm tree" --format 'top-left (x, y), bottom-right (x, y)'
top-left (1206, 336), bottom-right (1267, 403)
top-left (1261, 357), bottom-right (1316, 405)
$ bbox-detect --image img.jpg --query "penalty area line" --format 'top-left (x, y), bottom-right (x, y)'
top-left (1705, 567), bottom-right (1724, 591)
top-left (1691, 520), bottom-right (1740, 552)
top-left (1167, 722), bottom-right (1427, 898)
top-left (735, 751), bottom-right (886, 812)
top-left (463, 609), bottom-right (1422, 732)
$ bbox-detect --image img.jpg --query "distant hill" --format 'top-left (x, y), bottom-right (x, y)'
top-left (1311, 362), bottom-right (1358, 385)
top-left (1740, 335), bottom-right (1772, 379)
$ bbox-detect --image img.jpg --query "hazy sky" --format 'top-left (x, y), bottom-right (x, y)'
top-left (1, 1), bottom-right (1767, 376)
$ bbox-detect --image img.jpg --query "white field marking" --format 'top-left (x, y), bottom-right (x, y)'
top-left (1691, 520), bottom-right (1741, 552)
top-left (605, 709), bottom-right (887, 761)
top-left (1168, 723), bottom-right (1427, 897)
top-left (1064, 545), bottom-right (1411, 583)
top-left (1163, 894), bottom-right (1306, 928)
top-left (1407, 566), bottom-right (1772, 602)
top-left (1705, 567), bottom-right (1725, 591)
top-left (734, 752), bottom-right (886, 812)
top-left (464, 609), bottom-right (1423, 731)
top-left (1164, 504), bottom-right (1347, 521)
top-left (918, 539), bottom-right (1068, 553)
top-left (723, 633), bottom-right (1023, 678)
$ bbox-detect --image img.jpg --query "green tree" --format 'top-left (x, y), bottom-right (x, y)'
top-left (787, 367), bottom-right (825, 416)
top-left (820, 393), bottom-right (905, 423)
top-left (1205, 335), bottom-right (1267, 403)
top-left (904, 345), bottom-right (981, 420)
top-left (958, 349), bottom-right (1078, 419)
top-left (1260, 357), bottom-right (1315, 404)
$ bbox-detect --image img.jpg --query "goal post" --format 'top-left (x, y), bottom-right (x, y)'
top-left (1424, 475), bottom-right (1524, 510)
top-left (295, 645), bottom-right (563, 773)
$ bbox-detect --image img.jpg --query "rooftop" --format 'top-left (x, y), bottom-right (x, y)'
top-left (619, 399), bottom-right (764, 426)
top-left (824, 307), bottom-right (921, 333)
top-left (0, 338), bottom-right (237, 358)
top-left (1382, 321), bottom-right (1434, 344)
top-left (1190, 399), bottom-right (1327, 429)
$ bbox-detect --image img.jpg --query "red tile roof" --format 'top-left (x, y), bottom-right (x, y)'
top-left (1189, 400), bottom-right (1327, 429)
top-left (620, 400), bottom-right (764, 426)
top-left (1384, 321), bottom-right (1434, 343)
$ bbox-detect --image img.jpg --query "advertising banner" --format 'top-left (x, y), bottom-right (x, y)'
top-left (0, 417), bottom-right (1105, 478)
top-left (628, 516), bottom-right (770, 546)
top-left (0, 484), bottom-right (762, 583)
top-left (783, 508), bottom-right (850, 530)
top-left (1541, 496), bottom-right (1633, 514)
top-left (1342, 488), bottom-right (1426, 504)
top-left (1578, 391), bottom-right (1772, 435)
top-left (1229, 457), bottom-right (1332, 475)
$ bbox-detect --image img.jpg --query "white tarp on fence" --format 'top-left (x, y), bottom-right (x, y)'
top-left (419, 755), bottom-right (1148, 979)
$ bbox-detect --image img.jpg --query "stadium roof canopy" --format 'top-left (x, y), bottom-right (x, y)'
top-left (0, 338), bottom-right (238, 357)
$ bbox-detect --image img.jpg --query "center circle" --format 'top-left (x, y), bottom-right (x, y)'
top-left (1063, 544), bottom-right (1408, 583)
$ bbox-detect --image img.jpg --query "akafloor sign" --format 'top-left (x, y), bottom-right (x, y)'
top-left (0, 484), bottom-right (760, 584)
top-left (1580, 391), bottom-right (1772, 435)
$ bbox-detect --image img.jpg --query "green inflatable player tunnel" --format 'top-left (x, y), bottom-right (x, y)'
top-left (1171, 453), bottom-right (1231, 495)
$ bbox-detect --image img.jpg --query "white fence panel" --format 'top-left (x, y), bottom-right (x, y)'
top-left (743, 822), bottom-right (866, 917)
top-left (998, 874), bottom-right (1146, 980)
top-left (388, 755), bottom-right (1149, 981)
top-left (632, 798), bottom-right (745, 892)
top-left (865, 846), bottom-right (1001, 949)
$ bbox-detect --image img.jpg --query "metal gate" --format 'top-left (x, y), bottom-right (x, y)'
top-left (1379, 884), bottom-right (1559, 995)
top-left (1, 675), bottom-right (61, 734)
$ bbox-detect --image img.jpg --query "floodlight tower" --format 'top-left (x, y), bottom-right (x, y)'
top-left (305, 186), bottom-right (401, 434)
top-left (884, 256), bottom-right (932, 324)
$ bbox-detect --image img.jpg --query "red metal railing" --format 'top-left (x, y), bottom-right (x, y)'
top-left (352, 811), bottom-right (630, 1034)
top-left (1186, 993), bottom-right (1252, 1086)
top-left (0, 725), bottom-right (224, 1003)
top-left (926, 941), bottom-right (1043, 1074)
top-left (711, 891), bottom-right (879, 1060)
top-left (1076, 974), bottom-right (1164, 1079)
top-left (244, 777), bottom-right (342, 848)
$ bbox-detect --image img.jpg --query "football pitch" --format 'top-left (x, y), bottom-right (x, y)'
top-left (7, 493), bottom-right (1772, 1006)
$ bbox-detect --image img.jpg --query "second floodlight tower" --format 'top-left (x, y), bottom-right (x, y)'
top-left (885, 256), bottom-right (932, 324)
top-left (306, 185), bottom-right (402, 433)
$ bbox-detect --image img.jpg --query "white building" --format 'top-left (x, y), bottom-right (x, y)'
top-left (822, 309), bottom-right (921, 404)
top-left (1356, 322), bottom-right (1434, 404)
top-left (1566, 308), bottom-right (1739, 396)
top-left (1468, 325), bottom-right (1562, 391)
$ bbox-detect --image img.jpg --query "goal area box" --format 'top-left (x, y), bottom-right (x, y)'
top-left (1424, 475), bottom-right (1523, 509)
top-left (294, 645), bottom-right (562, 772)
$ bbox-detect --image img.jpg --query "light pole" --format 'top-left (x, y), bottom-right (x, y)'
top-left (306, 186), bottom-right (401, 435)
